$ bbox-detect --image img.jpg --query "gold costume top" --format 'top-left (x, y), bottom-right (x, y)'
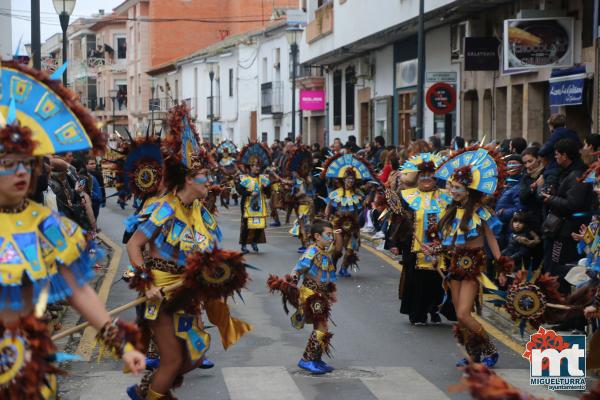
top-left (0, 200), bottom-right (97, 310)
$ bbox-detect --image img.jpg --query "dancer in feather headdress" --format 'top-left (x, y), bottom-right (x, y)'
top-left (236, 141), bottom-right (272, 253)
top-left (322, 153), bottom-right (377, 277)
top-left (125, 104), bottom-right (252, 399)
top-left (431, 143), bottom-right (514, 368)
top-left (0, 60), bottom-right (145, 399)
top-left (268, 219), bottom-right (342, 374)
top-left (397, 153), bottom-right (455, 325)
top-left (286, 145), bottom-right (316, 253)
top-left (216, 141), bottom-right (239, 208)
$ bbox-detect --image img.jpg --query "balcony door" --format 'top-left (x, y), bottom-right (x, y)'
top-left (397, 90), bottom-right (416, 146)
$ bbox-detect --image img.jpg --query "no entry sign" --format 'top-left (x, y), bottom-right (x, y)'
top-left (426, 82), bottom-right (456, 115)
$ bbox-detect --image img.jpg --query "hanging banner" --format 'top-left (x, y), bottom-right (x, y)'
top-left (503, 17), bottom-right (574, 71)
top-left (549, 73), bottom-right (585, 107)
top-left (300, 90), bottom-right (325, 111)
top-left (465, 37), bottom-right (499, 71)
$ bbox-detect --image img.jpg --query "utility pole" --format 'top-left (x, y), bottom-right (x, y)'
top-left (31, 0), bottom-right (41, 69)
top-left (415, 0), bottom-right (425, 139)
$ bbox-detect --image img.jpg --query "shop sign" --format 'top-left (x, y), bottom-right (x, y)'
top-left (549, 73), bottom-right (585, 106)
top-left (503, 17), bottom-right (574, 71)
top-left (426, 83), bottom-right (456, 115)
top-left (426, 72), bottom-right (457, 84)
top-left (464, 37), bottom-right (499, 71)
top-left (300, 89), bottom-right (325, 111)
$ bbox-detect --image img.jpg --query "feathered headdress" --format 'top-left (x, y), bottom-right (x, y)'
top-left (217, 140), bottom-right (237, 156)
top-left (110, 127), bottom-right (164, 202)
top-left (320, 153), bottom-right (376, 182)
top-left (162, 104), bottom-right (214, 173)
top-left (238, 141), bottom-right (272, 169)
top-left (401, 152), bottom-right (445, 175)
top-left (0, 60), bottom-right (106, 156)
top-left (434, 144), bottom-right (506, 196)
top-left (285, 145), bottom-right (312, 178)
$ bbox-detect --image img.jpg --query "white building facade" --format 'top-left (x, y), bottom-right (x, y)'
top-left (0, 0), bottom-right (11, 59)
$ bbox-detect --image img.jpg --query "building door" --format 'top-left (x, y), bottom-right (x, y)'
top-left (360, 102), bottom-right (370, 146)
top-left (250, 111), bottom-right (257, 141)
top-left (397, 91), bottom-right (415, 146)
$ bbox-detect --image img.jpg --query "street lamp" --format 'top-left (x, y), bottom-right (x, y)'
top-left (286, 26), bottom-right (303, 141)
top-left (52, 0), bottom-right (77, 86)
top-left (207, 60), bottom-right (218, 145)
top-left (109, 88), bottom-right (118, 134)
top-left (149, 78), bottom-right (157, 135)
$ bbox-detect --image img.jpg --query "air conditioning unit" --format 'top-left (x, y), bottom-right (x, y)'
top-left (355, 58), bottom-right (372, 79)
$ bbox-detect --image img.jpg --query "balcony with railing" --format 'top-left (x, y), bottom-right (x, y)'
top-left (296, 65), bottom-right (325, 89)
top-left (306, 1), bottom-right (334, 44)
top-left (206, 96), bottom-right (221, 120)
top-left (82, 96), bottom-right (128, 116)
top-left (261, 81), bottom-right (283, 115)
top-left (149, 97), bottom-right (179, 113)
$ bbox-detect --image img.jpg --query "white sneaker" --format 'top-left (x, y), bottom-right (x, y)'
top-left (372, 231), bottom-right (385, 239)
top-left (361, 226), bottom-right (375, 233)
top-left (376, 241), bottom-right (385, 251)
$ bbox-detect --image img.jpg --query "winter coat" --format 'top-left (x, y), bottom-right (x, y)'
top-left (539, 127), bottom-right (581, 170)
top-left (546, 158), bottom-right (597, 239)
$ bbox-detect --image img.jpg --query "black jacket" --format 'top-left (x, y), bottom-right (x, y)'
top-left (546, 158), bottom-right (597, 238)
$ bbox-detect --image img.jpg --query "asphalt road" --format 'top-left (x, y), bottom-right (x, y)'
top-left (59, 198), bottom-right (577, 400)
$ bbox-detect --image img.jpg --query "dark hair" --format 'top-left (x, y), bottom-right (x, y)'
top-left (510, 137), bottom-right (528, 155)
top-left (554, 138), bottom-right (580, 161)
top-left (510, 210), bottom-right (530, 232)
top-left (585, 134), bottom-right (600, 151)
top-left (438, 188), bottom-right (483, 235)
top-left (521, 146), bottom-right (539, 158)
top-left (310, 219), bottom-right (333, 239)
top-left (164, 159), bottom-right (189, 192)
top-left (374, 135), bottom-right (385, 147)
top-left (548, 113), bottom-right (566, 128)
top-left (348, 135), bottom-right (357, 144)
top-left (453, 136), bottom-right (465, 149)
top-left (390, 155), bottom-right (400, 170)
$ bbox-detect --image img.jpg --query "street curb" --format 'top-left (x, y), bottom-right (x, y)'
top-left (75, 232), bottom-right (123, 360)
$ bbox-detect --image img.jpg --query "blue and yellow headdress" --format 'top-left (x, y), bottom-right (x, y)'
top-left (217, 140), bottom-right (237, 156)
top-left (321, 153), bottom-right (376, 182)
top-left (0, 60), bottom-right (105, 156)
top-left (434, 145), bottom-right (506, 196)
top-left (401, 152), bottom-right (445, 174)
top-left (286, 145), bottom-right (312, 178)
top-left (238, 141), bottom-right (271, 169)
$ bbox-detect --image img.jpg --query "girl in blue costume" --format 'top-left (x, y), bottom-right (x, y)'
top-left (0, 60), bottom-right (145, 399)
top-left (125, 105), bottom-right (251, 400)
top-left (430, 144), bottom-right (513, 368)
top-left (322, 153), bottom-right (377, 277)
top-left (268, 219), bottom-right (343, 374)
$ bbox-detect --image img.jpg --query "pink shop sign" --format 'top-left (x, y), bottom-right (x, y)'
top-left (300, 90), bottom-right (325, 111)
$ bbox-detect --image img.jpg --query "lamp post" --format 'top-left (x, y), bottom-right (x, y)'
top-left (52, 0), bottom-right (77, 86)
top-left (286, 26), bottom-right (303, 141)
top-left (415, 0), bottom-right (425, 139)
top-left (207, 60), bottom-right (218, 145)
top-left (32, 0), bottom-right (41, 69)
top-left (109, 88), bottom-right (118, 134)
top-left (149, 78), bottom-right (156, 134)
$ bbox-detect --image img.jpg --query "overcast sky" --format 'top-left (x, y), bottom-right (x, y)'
top-left (10, 0), bottom-right (124, 51)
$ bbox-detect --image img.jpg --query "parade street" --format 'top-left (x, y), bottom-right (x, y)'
top-left (58, 198), bottom-right (573, 400)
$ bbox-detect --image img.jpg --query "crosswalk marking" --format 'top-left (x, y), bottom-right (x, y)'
top-left (222, 366), bottom-right (305, 400)
top-left (495, 369), bottom-right (578, 400)
top-left (357, 367), bottom-right (450, 400)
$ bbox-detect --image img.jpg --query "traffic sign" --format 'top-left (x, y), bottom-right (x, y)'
top-left (425, 82), bottom-right (456, 115)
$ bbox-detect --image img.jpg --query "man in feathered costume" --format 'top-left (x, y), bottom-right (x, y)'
top-left (125, 105), bottom-right (252, 399)
top-left (0, 60), bottom-right (145, 399)
top-left (236, 142), bottom-right (272, 253)
top-left (216, 141), bottom-right (239, 208)
top-left (397, 153), bottom-right (455, 325)
top-left (286, 145), bottom-right (316, 253)
top-left (322, 153), bottom-right (377, 277)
